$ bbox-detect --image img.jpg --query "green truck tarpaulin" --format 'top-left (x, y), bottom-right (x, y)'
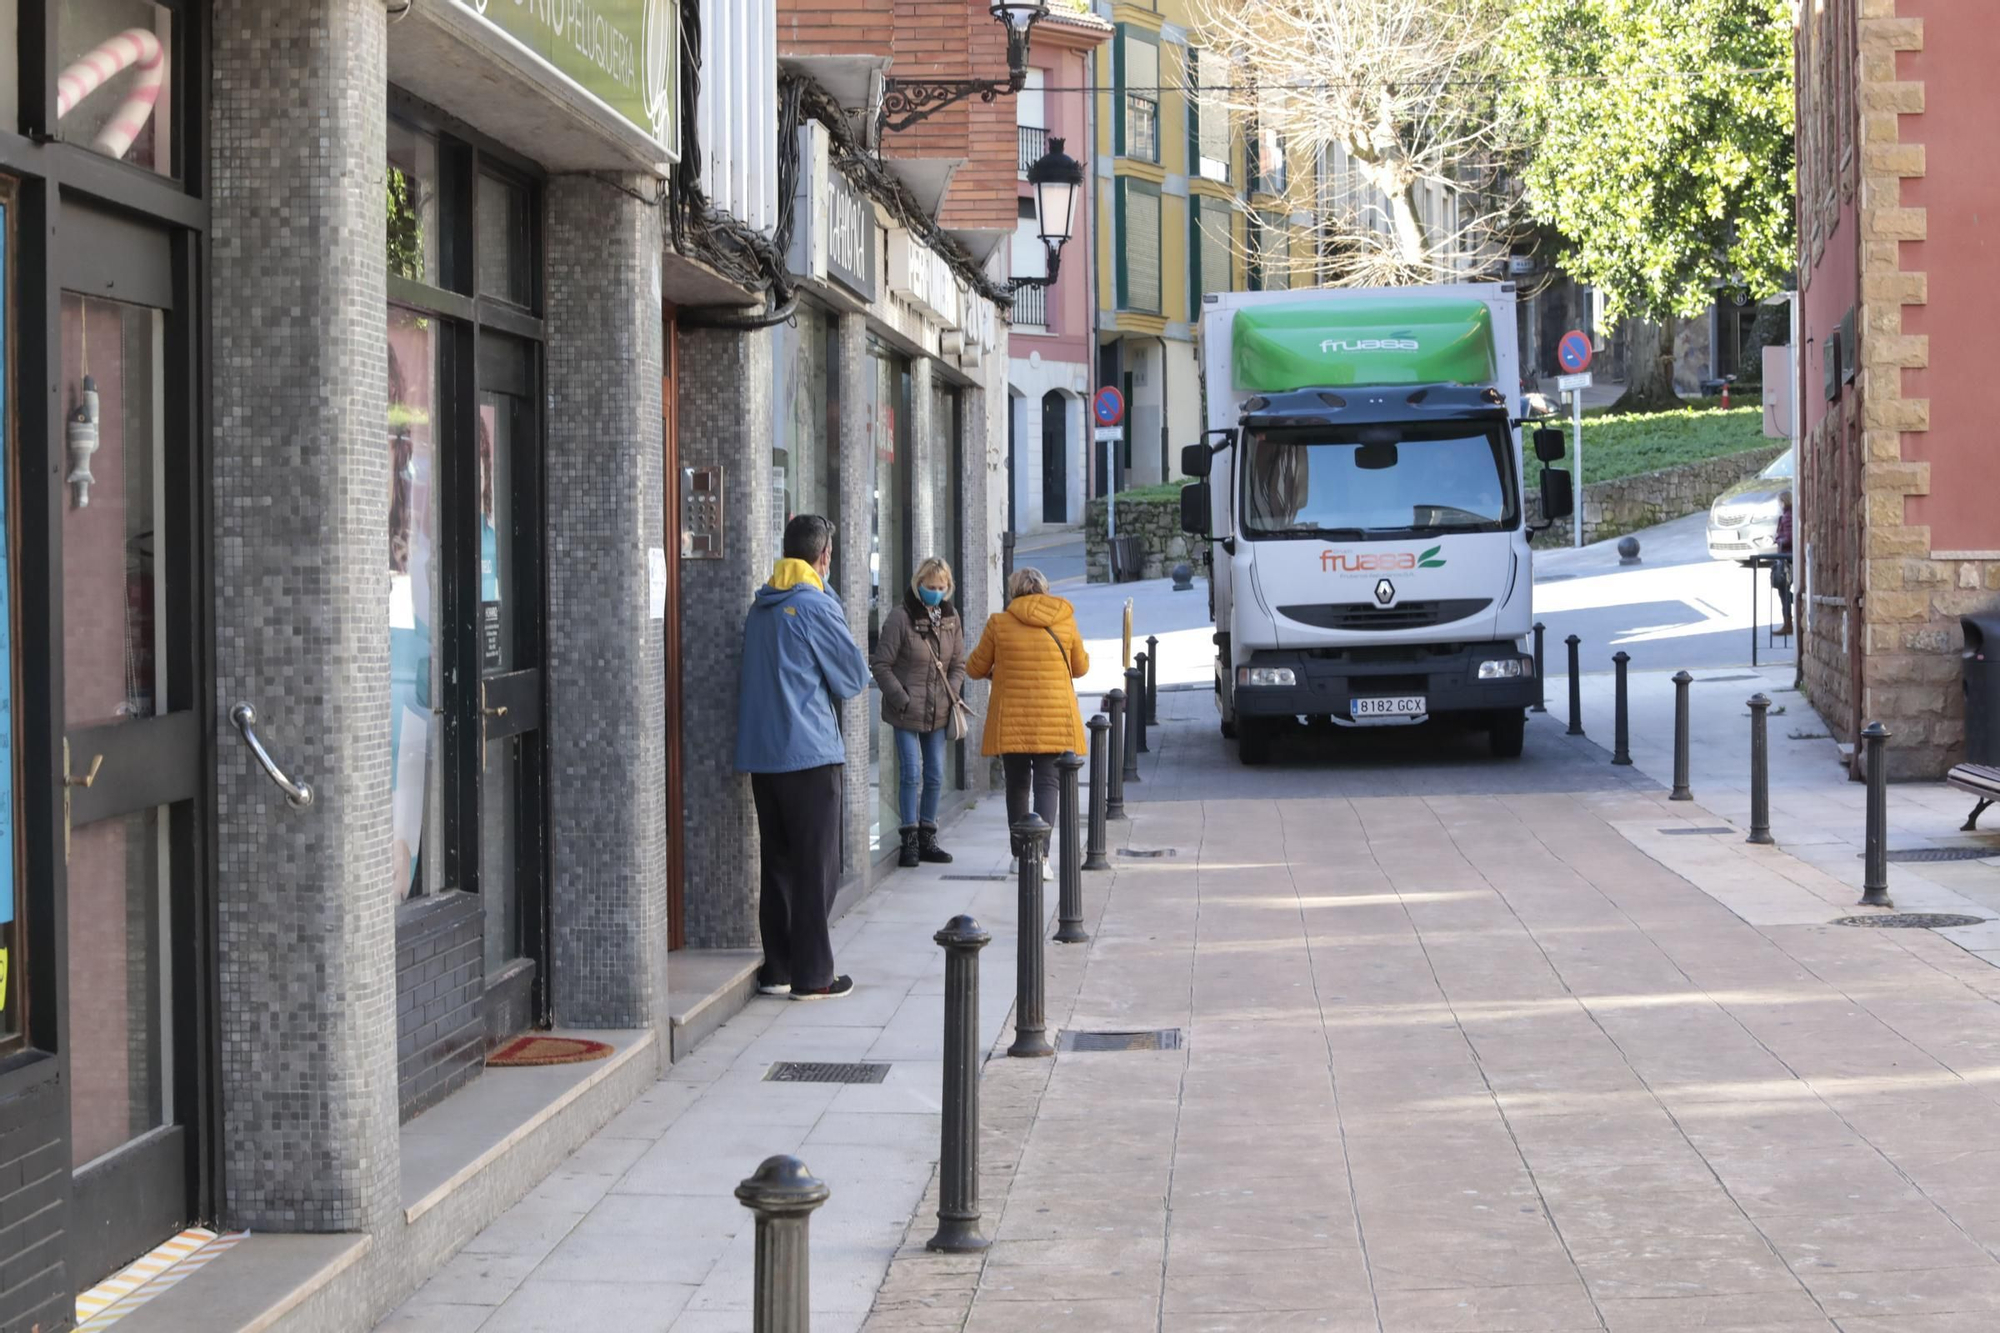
top-left (1231, 299), bottom-right (1496, 391)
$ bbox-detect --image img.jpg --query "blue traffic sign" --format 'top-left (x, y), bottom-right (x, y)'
top-left (1558, 330), bottom-right (1593, 374)
top-left (1093, 386), bottom-right (1124, 428)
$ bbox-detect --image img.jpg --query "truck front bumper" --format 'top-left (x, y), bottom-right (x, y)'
top-left (1232, 642), bottom-right (1537, 720)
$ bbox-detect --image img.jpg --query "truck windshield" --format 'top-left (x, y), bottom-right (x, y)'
top-left (1240, 423), bottom-right (1517, 538)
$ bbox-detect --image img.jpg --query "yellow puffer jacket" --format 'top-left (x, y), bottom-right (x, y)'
top-left (966, 594), bottom-right (1090, 756)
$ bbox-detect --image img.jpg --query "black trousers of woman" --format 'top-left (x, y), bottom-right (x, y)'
top-left (1002, 752), bottom-right (1062, 851)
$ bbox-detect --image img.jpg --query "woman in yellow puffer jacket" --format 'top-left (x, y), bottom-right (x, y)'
top-left (966, 567), bottom-right (1090, 867)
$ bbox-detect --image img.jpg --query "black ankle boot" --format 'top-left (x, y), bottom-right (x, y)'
top-left (918, 823), bottom-right (953, 864)
top-left (897, 825), bottom-right (921, 868)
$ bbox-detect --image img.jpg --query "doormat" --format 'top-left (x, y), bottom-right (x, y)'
top-left (76, 1227), bottom-right (249, 1331)
top-left (488, 1035), bottom-right (614, 1067)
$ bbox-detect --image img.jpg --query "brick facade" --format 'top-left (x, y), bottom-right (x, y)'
top-left (1797, 0), bottom-right (2000, 778)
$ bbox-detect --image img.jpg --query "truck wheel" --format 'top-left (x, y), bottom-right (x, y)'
top-left (1489, 711), bottom-right (1526, 758)
top-left (1238, 719), bottom-right (1276, 766)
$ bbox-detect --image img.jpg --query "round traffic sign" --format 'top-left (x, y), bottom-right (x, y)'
top-left (1092, 386), bottom-right (1125, 428)
top-left (1558, 330), bottom-right (1593, 374)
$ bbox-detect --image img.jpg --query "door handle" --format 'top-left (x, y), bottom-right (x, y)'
top-left (62, 740), bottom-right (105, 864)
top-left (479, 689), bottom-right (507, 769)
top-left (229, 704), bottom-right (314, 810)
top-left (482, 704), bottom-right (508, 719)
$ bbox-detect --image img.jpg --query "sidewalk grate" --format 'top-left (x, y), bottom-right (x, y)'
top-left (1658, 826), bottom-right (1735, 836)
top-left (940, 873), bottom-right (1010, 881)
top-left (1117, 848), bottom-right (1177, 858)
top-left (1881, 847), bottom-right (2000, 864)
top-left (764, 1062), bottom-right (892, 1084)
top-left (1058, 1029), bottom-right (1182, 1053)
top-left (1698, 674), bottom-right (1762, 683)
top-left (1833, 913), bottom-right (1987, 930)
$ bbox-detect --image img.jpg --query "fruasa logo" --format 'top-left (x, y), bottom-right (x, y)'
top-left (1320, 546), bottom-right (1447, 572)
top-left (1319, 338), bottom-right (1420, 353)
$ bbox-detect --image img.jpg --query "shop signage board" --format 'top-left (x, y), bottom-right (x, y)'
top-left (888, 231), bottom-right (961, 331)
top-left (452, 0), bottom-right (678, 154)
top-left (825, 168), bottom-right (876, 302)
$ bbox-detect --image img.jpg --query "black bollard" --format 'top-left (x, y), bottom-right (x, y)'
top-left (1565, 635), bottom-right (1584, 737)
top-left (929, 916), bottom-right (991, 1252)
top-left (1134, 653), bottom-right (1150, 753)
top-left (1055, 753), bottom-right (1088, 943)
top-left (1106, 689), bottom-right (1128, 821)
top-left (1122, 666), bottom-right (1144, 784)
top-left (1859, 721), bottom-right (1892, 906)
top-left (1084, 713), bottom-right (1111, 869)
top-left (1001, 531), bottom-right (1016, 588)
top-left (736, 1156), bottom-right (831, 1333)
top-left (1670, 670), bottom-right (1694, 801)
top-left (1008, 813), bottom-right (1054, 1058)
top-left (1145, 635), bottom-right (1160, 726)
top-left (1611, 651), bottom-right (1632, 765)
top-left (1532, 622), bottom-right (1547, 713)
top-left (1747, 694), bottom-right (1773, 845)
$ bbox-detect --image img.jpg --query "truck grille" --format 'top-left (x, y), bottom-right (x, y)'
top-left (1279, 599), bottom-right (1491, 632)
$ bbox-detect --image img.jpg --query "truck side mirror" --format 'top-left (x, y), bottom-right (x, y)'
top-left (1181, 443), bottom-right (1211, 478)
top-left (1533, 427), bottom-right (1566, 463)
top-left (1540, 467), bottom-right (1574, 522)
top-left (1180, 480), bottom-right (1212, 536)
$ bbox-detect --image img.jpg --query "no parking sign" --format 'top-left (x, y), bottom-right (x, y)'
top-left (1092, 386), bottom-right (1124, 428)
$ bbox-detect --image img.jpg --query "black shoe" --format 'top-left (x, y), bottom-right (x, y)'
top-left (897, 825), bottom-right (921, 868)
top-left (791, 975), bottom-right (855, 1002)
top-left (917, 823), bottom-right (954, 864)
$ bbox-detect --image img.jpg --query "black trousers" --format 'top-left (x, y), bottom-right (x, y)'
top-left (1002, 753), bottom-right (1062, 847)
top-left (750, 764), bottom-right (844, 991)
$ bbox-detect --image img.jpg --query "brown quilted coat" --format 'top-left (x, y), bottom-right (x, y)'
top-left (966, 594), bottom-right (1090, 756)
top-left (869, 593), bottom-right (967, 733)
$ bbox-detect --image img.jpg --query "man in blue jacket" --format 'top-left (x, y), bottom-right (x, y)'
top-left (735, 514), bottom-right (871, 1000)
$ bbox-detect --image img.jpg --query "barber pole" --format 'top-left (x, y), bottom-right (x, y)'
top-left (56, 27), bottom-right (166, 160)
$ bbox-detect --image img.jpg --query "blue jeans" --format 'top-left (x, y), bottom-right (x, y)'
top-left (895, 726), bottom-right (948, 827)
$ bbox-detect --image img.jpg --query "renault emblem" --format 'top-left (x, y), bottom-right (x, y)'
top-left (1374, 578), bottom-right (1395, 606)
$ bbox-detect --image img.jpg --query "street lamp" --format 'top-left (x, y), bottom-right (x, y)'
top-left (879, 2), bottom-right (1049, 134)
top-left (1010, 137), bottom-right (1083, 293)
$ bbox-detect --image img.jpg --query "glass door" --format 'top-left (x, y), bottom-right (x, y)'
top-left (56, 229), bottom-right (205, 1284)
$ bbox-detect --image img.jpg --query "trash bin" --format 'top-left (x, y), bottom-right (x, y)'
top-left (1964, 613), bottom-right (2000, 765)
top-left (1110, 536), bottom-right (1144, 584)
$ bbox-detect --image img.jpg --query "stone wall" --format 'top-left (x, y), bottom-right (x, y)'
top-left (1084, 492), bottom-right (1194, 583)
top-left (1526, 445), bottom-right (1787, 550)
top-left (1084, 449), bottom-right (1786, 577)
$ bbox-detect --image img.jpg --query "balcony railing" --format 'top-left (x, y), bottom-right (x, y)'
top-left (1124, 95), bottom-right (1159, 162)
top-left (1018, 124), bottom-right (1048, 177)
top-left (1010, 282), bottom-right (1048, 330)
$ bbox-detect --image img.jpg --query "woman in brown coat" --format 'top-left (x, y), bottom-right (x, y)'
top-left (870, 557), bottom-right (968, 867)
top-left (966, 567), bottom-right (1090, 877)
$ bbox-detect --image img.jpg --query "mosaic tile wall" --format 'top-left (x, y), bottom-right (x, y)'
top-left (676, 324), bottom-right (776, 949)
top-left (545, 176), bottom-right (671, 1030)
top-left (210, 0), bottom-right (402, 1234)
top-left (836, 313), bottom-right (875, 875)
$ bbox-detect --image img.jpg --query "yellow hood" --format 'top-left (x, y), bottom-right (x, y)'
top-left (767, 558), bottom-right (825, 593)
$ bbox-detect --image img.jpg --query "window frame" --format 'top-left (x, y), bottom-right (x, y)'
top-left (1115, 25), bottom-right (1161, 165)
top-left (1115, 176), bottom-right (1163, 314)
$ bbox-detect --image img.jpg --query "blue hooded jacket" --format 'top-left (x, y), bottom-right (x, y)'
top-left (734, 559), bottom-right (871, 773)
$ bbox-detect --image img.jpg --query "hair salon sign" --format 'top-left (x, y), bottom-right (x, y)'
top-left (455, 0), bottom-right (677, 152)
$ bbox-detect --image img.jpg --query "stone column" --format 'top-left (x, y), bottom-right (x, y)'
top-left (909, 357), bottom-right (937, 566)
top-left (677, 324), bottom-right (777, 947)
top-left (836, 313), bottom-right (875, 877)
top-left (961, 380), bottom-right (999, 794)
top-left (544, 176), bottom-right (669, 1032)
top-left (210, 0), bottom-right (399, 1233)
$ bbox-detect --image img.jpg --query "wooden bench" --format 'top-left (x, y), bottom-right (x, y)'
top-left (1947, 763), bottom-right (2000, 831)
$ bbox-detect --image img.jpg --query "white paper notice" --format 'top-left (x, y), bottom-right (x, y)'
top-left (648, 547), bottom-right (668, 620)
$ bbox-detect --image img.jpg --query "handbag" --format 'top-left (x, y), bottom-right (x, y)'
top-left (925, 628), bottom-right (973, 742)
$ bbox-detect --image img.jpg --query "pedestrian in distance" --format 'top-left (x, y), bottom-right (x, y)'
top-left (734, 514), bottom-right (870, 1001)
top-left (966, 567), bottom-right (1089, 881)
top-left (1774, 488), bottom-right (1795, 637)
top-left (870, 556), bottom-right (970, 869)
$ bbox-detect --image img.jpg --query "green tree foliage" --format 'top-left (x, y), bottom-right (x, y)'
top-left (1500, 0), bottom-right (1795, 324)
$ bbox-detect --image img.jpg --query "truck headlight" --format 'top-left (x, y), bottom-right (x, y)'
top-left (1478, 658), bottom-right (1526, 680)
top-left (1239, 666), bottom-right (1297, 687)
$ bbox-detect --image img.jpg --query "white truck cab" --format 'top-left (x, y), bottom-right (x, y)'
top-left (1180, 285), bottom-right (1574, 764)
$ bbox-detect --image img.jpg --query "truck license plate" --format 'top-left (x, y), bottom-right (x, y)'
top-left (1352, 695), bottom-right (1426, 719)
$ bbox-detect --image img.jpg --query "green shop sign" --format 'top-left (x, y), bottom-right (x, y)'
top-left (454, 0), bottom-right (677, 151)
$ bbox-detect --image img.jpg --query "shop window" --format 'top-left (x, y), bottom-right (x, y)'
top-left (477, 173), bottom-right (535, 308)
top-left (388, 120), bottom-right (442, 287)
top-left (57, 0), bottom-right (176, 179)
top-left (387, 306), bottom-right (440, 902)
top-left (772, 309), bottom-right (838, 558)
top-left (0, 186), bottom-right (16, 1055)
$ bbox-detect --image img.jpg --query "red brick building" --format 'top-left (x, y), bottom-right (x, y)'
top-left (1795, 0), bottom-right (2000, 778)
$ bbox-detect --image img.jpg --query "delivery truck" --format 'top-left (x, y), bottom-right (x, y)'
top-left (1179, 284), bottom-right (1575, 764)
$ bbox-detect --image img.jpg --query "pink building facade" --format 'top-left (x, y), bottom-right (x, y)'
top-left (1009, 11), bottom-right (1111, 530)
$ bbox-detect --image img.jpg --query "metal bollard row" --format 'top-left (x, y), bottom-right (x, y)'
top-left (737, 1156), bottom-right (831, 1333)
top-left (1860, 721), bottom-right (1892, 906)
top-left (1611, 651), bottom-right (1632, 766)
top-left (929, 915), bottom-right (991, 1252)
top-left (1084, 713), bottom-right (1111, 868)
top-left (1134, 652), bottom-right (1150, 754)
top-left (1747, 694), bottom-right (1773, 845)
top-left (1565, 634), bottom-right (1584, 737)
top-left (1122, 666), bottom-right (1144, 783)
top-left (1532, 621), bottom-right (1547, 713)
top-left (1670, 670), bottom-right (1693, 801)
top-left (1055, 752), bottom-right (1088, 943)
top-left (1106, 689), bottom-right (1128, 820)
top-left (1144, 634), bottom-right (1160, 727)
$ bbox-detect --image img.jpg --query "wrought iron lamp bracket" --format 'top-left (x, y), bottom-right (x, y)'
top-left (878, 10), bottom-right (1039, 135)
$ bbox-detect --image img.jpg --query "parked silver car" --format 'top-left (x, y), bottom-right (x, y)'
top-left (1707, 447), bottom-right (1794, 561)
